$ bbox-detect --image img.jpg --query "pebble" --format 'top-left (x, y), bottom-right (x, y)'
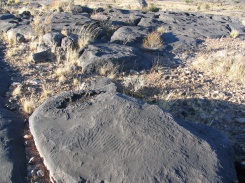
top-left (25, 141), bottom-right (29, 146)
top-left (27, 86), bottom-right (36, 92)
top-left (29, 157), bottom-right (35, 164)
top-left (36, 169), bottom-right (44, 177)
top-left (24, 134), bottom-right (33, 139)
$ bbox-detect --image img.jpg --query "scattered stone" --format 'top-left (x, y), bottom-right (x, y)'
top-left (36, 170), bottom-right (44, 177)
top-left (29, 157), bottom-right (35, 164)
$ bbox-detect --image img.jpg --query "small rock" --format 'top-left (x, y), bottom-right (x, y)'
top-left (36, 169), bottom-right (44, 177)
top-left (25, 141), bottom-right (29, 146)
top-left (32, 49), bottom-right (54, 63)
top-left (27, 86), bottom-right (36, 92)
top-left (235, 118), bottom-right (245, 124)
top-left (130, 69), bottom-right (139, 75)
top-left (29, 157), bottom-right (35, 164)
top-left (30, 79), bottom-right (41, 85)
top-left (24, 134), bottom-right (33, 140)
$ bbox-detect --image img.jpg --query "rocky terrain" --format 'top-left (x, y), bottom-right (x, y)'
top-left (0, 0), bottom-right (244, 182)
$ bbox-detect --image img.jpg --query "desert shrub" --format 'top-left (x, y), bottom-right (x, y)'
top-left (193, 38), bottom-right (245, 83)
top-left (31, 12), bottom-right (54, 36)
top-left (143, 30), bottom-right (163, 49)
top-left (21, 97), bottom-right (36, 114)
top-left (230, 29), bottom-right (240, 38)
top-left (148, 4), bottom-right (158, 12)
top-left (49, 0), bottom-right (74, 12)
top-left (205, 4), bottom-right (210, 10)
top-left (73, 23), bottom-right (101, 49)
top-left (99, 19), bottom-right (115, 38)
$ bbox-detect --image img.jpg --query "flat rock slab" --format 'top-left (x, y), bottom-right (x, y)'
top-left (0, 107), bottom-right (26, 183)
top-left (30, 82), bottom-right (237, 183)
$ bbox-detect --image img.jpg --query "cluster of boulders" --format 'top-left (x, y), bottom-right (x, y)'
top-left (1, 3), bottom-right (244, 73)
top-left (0, 2), bottom-right (245, 182)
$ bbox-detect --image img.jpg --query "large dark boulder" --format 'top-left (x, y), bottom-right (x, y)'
top-left (77, 43), bottom-right (151, 73)
top-left (29, 79), bottom-right (237, 183)
top-left (110, 26), bottom-right (148, 45)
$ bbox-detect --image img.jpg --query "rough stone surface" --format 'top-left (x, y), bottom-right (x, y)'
top-left (30, 82), bottom-right (237, 183)
top-left (77, 43), bottom-right (151, 73)
top-left (110, 26), bottom-right (148, 45)
top-left (0, 107), bottom-right (26, 183)
top-left (32, 49), bottom-right (54, 62)
top-left (50, 12), bottom-right (94, 32)
top-left (42, 32), bottom-right (64, 48)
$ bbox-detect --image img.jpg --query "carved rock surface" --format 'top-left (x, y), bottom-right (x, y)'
top-left (30, 80), bottom-right (237, 183)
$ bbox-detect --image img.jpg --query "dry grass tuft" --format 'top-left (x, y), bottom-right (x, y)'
top-left (156, 26), bottom-right (167, 34)
top-left (58, 75), bottom-right (67, 83)
top-left (230, 29), bottom-right (240, 39)
top-left (12, 85), bottom-right (22, 97)
top-left (193, 38), bottom-right (245, 83)
top-left (41, 85), bottom-right (52, 99)
top-left (55, 66), bottom-right (72, 77)
top-left (71, 23), bottom-right (101, 49)
top-left (143, 30), bottom-right (163, 49)
top-left (31, 12), bottom-right (54, 36)
top-left (49, 0), bottom-right (74, 12)
top-left (21, 98), bottom-right (36, 114)
top-left (65, 48), bottom-right (79, 64)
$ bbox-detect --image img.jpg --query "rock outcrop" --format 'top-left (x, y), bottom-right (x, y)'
top-left (29, 79), bottom-right (237, 183)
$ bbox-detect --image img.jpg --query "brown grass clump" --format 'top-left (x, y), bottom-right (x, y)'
top-left (12, 85), bottom-right (22, 97)
top-left (193, 38), bottom-right (245, 83)
top-left (21, 98), bottom-right (36, 114)
top-left (31, 12), bottom-right (54, 36)
top-left (143, 30), bottom-right (163, 49)
top-left (73, 23), bottom-right (101, 49)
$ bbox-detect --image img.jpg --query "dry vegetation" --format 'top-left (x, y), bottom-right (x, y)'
top-left (193, 38), bottom-right (245, 84)
top-left (143, 30), bottom-right (164, 49)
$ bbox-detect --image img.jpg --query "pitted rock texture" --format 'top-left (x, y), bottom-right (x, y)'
top-left (30, 86), bottom-right (237, 183)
